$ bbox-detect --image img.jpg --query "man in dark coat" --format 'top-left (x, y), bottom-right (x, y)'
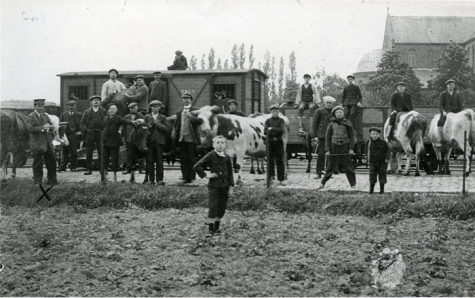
top-left (121, 102), bottom-right (145, 174)
top-left (144, 100), bottom-right (171, 185)
top-left (80, 95), bottom-right (107, 175)
top-left (388, 82), bottom-right (414, 141)
top-left (342, 75), bottom-right (363, 126)
top-left (27, 99), bottom-right (57, 185)
top-left (149, 71), bottom-right (168, 115)
top-left (59, 100), bottom-right (82, 172)
top-left (264, 104), bottom-right (287, 186)
top-left (311, 96), bottom-right (336, 178)
top-left (316, 105), bottom-right (356, 190)
top-left (226, 99), bottom-right (245, 116)
top-left (172, 93), bottom-right (204, 184)
top-left (437, 79), bottom-right (464, 145)
top-left (125, 75), bottom-right (149, 115)
top-left (366, 127), bottom-right (390, 194)
top-left (167, 50), bottom-right (188, 70)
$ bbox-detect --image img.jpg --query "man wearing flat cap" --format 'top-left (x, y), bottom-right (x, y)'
top-left (101, 69), bottom-right (127, 100)
top-left (366, 127), bottom-right (389, 194)
top-left (144, 100), bottom-right (171, 185)
top-left (387, 82), bottom-right (414, 141)
top-left (80, 95), bottom-right (107, 175)
top-left (294, 74), bottom-right (321, 132)
top-left (120, 102), bottom-right (145, 175)
top-left (172, 93), bottom-right (203, 184)
top-left (310, 96), bottom-right (336, 178)
top-left (342, 75), bottom-right (363, 126)
top-left (167, 50), bottom-right (188, 70)
top-left (125, 75), bottom-right (149, 115)
top-left (264, 104), bottom-right (287, 186)
top-left (149, 71), bottom-right (168, 115)
top-left (27, 99), bottom-right (58, 185)
top-left (59, 100), bottom-right (83, 172)
top-left (226, 99), bottom-right (245, 116)
top-left (437, 79), bottom-right (463, 143)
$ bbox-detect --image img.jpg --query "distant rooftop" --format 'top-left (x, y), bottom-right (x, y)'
top-left (57, 69), bottom-right (268, 78)
top-left (356, 49), bottom-right (385, 73)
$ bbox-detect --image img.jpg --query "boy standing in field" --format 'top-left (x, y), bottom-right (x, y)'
top-left (265, 104), bottom-right (286, 186)
top-left (194, 135), bottom-right (234, 237)
top-left (366, 127), bottom-right (389, 194)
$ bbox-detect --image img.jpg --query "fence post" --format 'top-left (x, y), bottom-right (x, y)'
top-left (463, 131), bottom-right (467, 194)
top-left (101, 131), bottom-right (105, 183)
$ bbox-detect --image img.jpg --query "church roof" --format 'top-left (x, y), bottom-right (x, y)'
top-left (356, 49), bottom-right (385, 72)
top-left (385, 16), bottom-right (475, 44)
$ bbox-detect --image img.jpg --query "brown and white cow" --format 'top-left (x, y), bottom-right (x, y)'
top-left (383, 111), bottom-right (427, 176)
top-left (192, 105), bottom-right (289, 185)
top-left (427, 109), bottom-right (475, 176)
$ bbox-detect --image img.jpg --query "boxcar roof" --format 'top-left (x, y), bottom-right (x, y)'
top-left (57, 69), bottom-right (268, 78)
top-left (1, 100), bottom-right (59, 109)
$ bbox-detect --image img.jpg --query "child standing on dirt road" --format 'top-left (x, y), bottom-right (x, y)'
top-left (193, 135), bottom-right (234, 237)
top-left (366, 127), bottom-right (390, 194)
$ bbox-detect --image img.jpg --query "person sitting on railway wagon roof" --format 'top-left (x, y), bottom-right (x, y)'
top-left (167, 50), bottom-right (188, 70)
top-left (342, 75), bottom-right (363, 128)
top-left (294, 74), bottom-right (321, 133)
top-left (124, 75), bottom-right (149, 116)
top-left (436, 79), bottom-right (464, 146)
top-left (101, 69), bottom-right (127, 100)
top-left (226, 99), bottom-right (245, 116)
top-left (316, 105), bottom-right (356, 191)
top-left (387, 82), bottom-right (414, 142)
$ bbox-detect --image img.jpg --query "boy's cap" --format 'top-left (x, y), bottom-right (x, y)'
top-left (149, 100), bottom-right (162, 107)
top-left (396, 81), bottom-right (406, 87)
top-left (153, 71), bottom-right (161, 75)
top-left (67, 100), bottom-right (77, 106)
top-left (181, 93), bottom-right (193, 100)
top-left (347, 75), bottom-right (355, 79)
top-left (369, 127), bottom-right (381, 133)
top-left (128, 102), bottom-right (138, 108)
top-left (269, 104), bottom-right (280, 110)
top-left (106, 103), bottom-right (117, 110)
top-left (134, 75), bottom-right (145, 80)
top-left (89, 95), bottom-right (101, 101)
top-left (175, 50), bottom-right (183, 55)
top-left (227, 99), bottom-right (238, 106)
top-left (108, 69), bottom-right (119, 75)
top-left (323, 96), bottom-right (336, 103)
top-left (331, 105), bottom-right (344, 116)
top-left (303, 74), bottom-right (311, 78)
top-left (446, 79), bottom-right (456, 85)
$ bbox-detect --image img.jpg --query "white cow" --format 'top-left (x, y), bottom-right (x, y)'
top-left (192, 105), bottom-right (289, 185)
top-left (427, 109), bottom-right (475, 176)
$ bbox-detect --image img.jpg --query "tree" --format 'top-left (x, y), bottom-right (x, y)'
top-left (231, 44), bottom-right (239, 69)
top-left (217, 58), bottom-right (222, 70)
top-left (189, 55), bottom-right (197, 70)
top-left (269, 56), bottom-right (277, 101)
top-left (249, 44), bottom-right (255, 68)
top-left (239, 43), bottom-right (246, 69)
top-left (314, 68), bottom-right (347, 103)
top-left (208, 48), bottom-right (215, 69)
top-left (200, 54), bottom-right (206, 70)
top-left (262, 51), bottom-right (272, 101)
top-left (365, 50), bottom-right (422, 106)
top-left (289, 51), bottom-right (297, 83)
top-left (278, 56), bottom-right (284, 100)
top-left (224, 59), bottom-right (229, 69)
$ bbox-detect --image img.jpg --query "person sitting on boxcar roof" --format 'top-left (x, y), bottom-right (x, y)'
top-left (124, 75), bottom-right (149, 116)
top-left (342, 75), bottom-right (363, 127)
top-left (294, 74), bottom-right (321, 132)
top-left (167, 50), bottom-right (188, 70)
top-left (149, 71), bottom-right (168, 115)
top-left (226, 99), bottom-right (245, 116)
top-left (387, 82), bottom-right (414, 141)
top-left (101, 69), bottom-right (127, 100)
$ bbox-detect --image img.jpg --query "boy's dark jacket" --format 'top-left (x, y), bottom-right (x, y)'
top-left (193, 151), bottom-right (234, 188)
top-left (366, 137), bottom-right (390, 163)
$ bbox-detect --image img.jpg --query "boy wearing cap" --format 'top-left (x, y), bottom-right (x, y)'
top-left (265, 105), bottom-right (286, 186)
top-left (226, 99), bottom-right (245, 116)
top-left (125, 75), bottom-right (149, 115)
top-left (366, 127), bottom-right (389, 194)
top-left (311, 96), bottom-right (336, 178)
top-left (80, 95), bottom-right (107, 175)
top-left (144, 100), bottom-right (171, 185)
top-left (60, 100), bottom-right (83, 172)
top-left (167, 50), bottom-right (188, 70)
top-left (103, 103), bottom-right (137, 182)
top-left (101, 69), bottom-right (127, 100)
top-left (27, 99), bottom-right (58, 185)
top-left (121, 102), bottom-right (145, 174)
top-left (388, 82), bottom-right (414, 141)
top-left (149, 72), bottom-right (168, 115)
top-left (437, 79), bottom-right (463, 143)
top-left (316, 105), bottom-right (356, 190)
top-left (194, 135), bottom-right (234, 236)
top-left (294, 74), bottom-right (320, 132)
top-left (172, 93), bottom-right (204, 183)
top-left (342, 75), bottom-right (363, 126)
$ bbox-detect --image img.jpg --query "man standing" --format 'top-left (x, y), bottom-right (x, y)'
top-left (172, 93), bottom-right (203, 184)
top-left (311, 96), bottom-right (336, 179)
top-left (437, 79), bottom-right (463, 144)
top-left (264, 105), bottom-right (287, 186)
top-left (294, 74), bottom-right (320, 132)
top-left (125, 75), bottom-right (149, 115)
top-left (59, 100), bottom-right (83, 172)
top-left (149, 71), bottom-right (168, 115)
top-left (145, 100), bottom-right (171, 185)
top-left (121, 102), bottom-right (145, 174)
top-left (342, 75), bottom-right (363, 126)
top-left (27, 99), bottom-right (57, 185)
top-left (167, 50), bottom-right (188, 70)
top-left (387, 82), bottom-right (414, 141)
top-left (80, 95), bottom-right (107, 175)
top-left (101, 69), bottom-right (127, 100)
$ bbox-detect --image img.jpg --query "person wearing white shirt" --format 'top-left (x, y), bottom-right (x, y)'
top-left (101, 69), bottom-right (127, 100)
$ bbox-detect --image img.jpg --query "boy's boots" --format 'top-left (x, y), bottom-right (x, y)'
top-left (380, 183), bottom-right (385, 194)
top-left (369, 183), bottom-right (375, 194)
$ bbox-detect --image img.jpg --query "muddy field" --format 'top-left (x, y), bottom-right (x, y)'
top-left (1, 202), bottom-right (474, 297)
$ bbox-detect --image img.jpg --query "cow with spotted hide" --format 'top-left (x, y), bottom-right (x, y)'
top-left (191, 105), bottom-right (289, 185)
top-left (383, 110), bottom-right (427, 176)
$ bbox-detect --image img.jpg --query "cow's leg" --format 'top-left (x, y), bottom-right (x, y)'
top-left (250, 156), bottom-right (256, 174)
top-left (258, 158), bottom-right (265, 174)
top-left (394, 152), bottom-right (403, 174)
top-left (443, 149), bottom-right (452, 175)
top-left (414, 141), bottom-right (424, 176)
top-left (235, 154), bottom-right (245, 187)
top-left (387, 151), bottom-right (395, 174)
top-left (130, 170), bottom-right (136, 183)
top-left (403, 149), bottom-right (413, 176)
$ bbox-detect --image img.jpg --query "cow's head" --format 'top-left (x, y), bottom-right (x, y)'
top-left (133, 119), bottom-right (150, 153)
top-left (191, 105), bottom-right (221, 135)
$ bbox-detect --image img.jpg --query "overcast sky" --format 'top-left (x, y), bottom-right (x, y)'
top-left (2, 0), bottom-right (475, 104)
